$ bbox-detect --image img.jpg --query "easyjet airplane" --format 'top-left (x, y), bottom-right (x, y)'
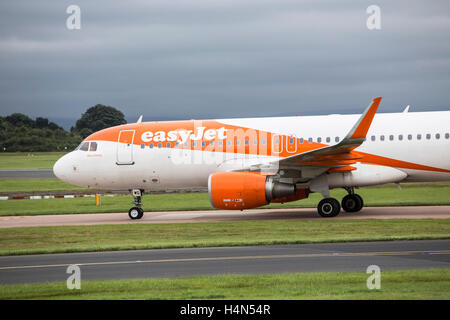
top-left (53, 97), bottom-right (450, 219)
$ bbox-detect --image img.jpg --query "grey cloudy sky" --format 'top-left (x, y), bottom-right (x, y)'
top-left (0, 0), bottom-right (449, 128)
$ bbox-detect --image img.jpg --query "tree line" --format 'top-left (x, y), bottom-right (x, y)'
top-left (0, 104), bottom-right (127, 152)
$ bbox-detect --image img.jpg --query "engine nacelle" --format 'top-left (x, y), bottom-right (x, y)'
top-left (208, 172), bottom-right (298, 210)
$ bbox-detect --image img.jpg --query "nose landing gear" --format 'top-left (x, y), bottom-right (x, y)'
top-left (128, 189), bottom-right (144, 220)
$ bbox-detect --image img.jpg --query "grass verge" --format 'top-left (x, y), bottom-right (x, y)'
top-left (1, 184), bottom-right (450, 216)
top-left (0, 178), bottom-right (449, 195)
top-left (0, 152), bottom-right (66, 170)
top-left (0, 178), bottom-right (87, 193)
top-left (1, 269), bottom-right (449, 300)
top-left (0, 219), bottom-right (448, 256)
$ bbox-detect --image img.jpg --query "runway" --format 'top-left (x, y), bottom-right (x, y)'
top-left (0, 240), bottom-right (448, 285)
top-left (0, 169), bottom-right (55, 179)
top-left (1, 206), bottom-right (449, 228)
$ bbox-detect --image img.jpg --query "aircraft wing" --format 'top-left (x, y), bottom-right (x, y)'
top-left (273, 97), bottom-right (382, 172)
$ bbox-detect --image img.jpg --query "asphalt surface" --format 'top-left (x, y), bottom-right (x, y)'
top-left (1, 206), bottom-right (449, 228)
top-left (0, 240), bottom-right (449, 285)
top-left (0, 169), bottom-right (55, 179)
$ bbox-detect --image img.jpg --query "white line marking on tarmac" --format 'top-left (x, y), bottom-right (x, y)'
top-left (1, 250), bottom-right (449, 271)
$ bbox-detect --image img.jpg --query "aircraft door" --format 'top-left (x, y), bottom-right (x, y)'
top-left (286, 136), bottom-right (297, 153)
top-left (272, 134), bottom-right (283, 154)
top-left (116, 130), bottom-right (135, 165)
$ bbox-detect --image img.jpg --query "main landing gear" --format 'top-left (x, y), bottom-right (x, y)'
top-left (317, 187), bottom-right (364, 218)
top-left (317, 198), bottom-right (341, 217)
top-left (128, 189), bottom-right (144, 220)
top-left (341, 188), bottom-right (364, 213)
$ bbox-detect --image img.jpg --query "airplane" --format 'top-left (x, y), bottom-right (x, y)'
top-left (53, 97), bottom-right (450, 219)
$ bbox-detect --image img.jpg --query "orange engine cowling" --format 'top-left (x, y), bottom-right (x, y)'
top-left (208, 172), bottom-right (303, 210)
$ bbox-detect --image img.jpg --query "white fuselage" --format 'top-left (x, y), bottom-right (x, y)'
top-left (53, 111), bottom-right (450, 191)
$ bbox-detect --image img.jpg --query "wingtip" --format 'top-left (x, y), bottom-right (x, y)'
top-left (373, 96), bottom-right (382, 103)
top-left (348, 96), bottom-right (382, 140)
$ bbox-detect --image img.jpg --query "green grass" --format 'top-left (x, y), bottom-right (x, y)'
top-left (0, 178), bottom-right (87, 193)
top-left (0, 192), bottom-right (213, 216)
top-left (1, 177), bottom-right (449, 195)
top-left (0, 219), bottom-right (448, 256)
top-left (1, 269), bottom-right (448, 300)
top-left (0, 152), bottom-right (66, 170)
top-left (1, 184), bottom-right (450, 216)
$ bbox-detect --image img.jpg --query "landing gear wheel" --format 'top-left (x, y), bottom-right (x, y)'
top-left (342, 194), bottom-right (363, 212)
top-left (128, 206), bottom-right (144, 220)
top-left (317, 198), bottom-right (341, 217)
top-left (128, 189), bottom-right (145, 220)
top-left (354, 194), bottom-right (364, 209)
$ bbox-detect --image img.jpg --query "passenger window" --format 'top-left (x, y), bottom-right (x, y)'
top-left (149, 143), bottom-right (154, 148)
top-left (417, 134), bottom-right (421, 140)
top-left (445, 133), bottom-right (449, 139)
top-left (167, 142), bottom-right (172, 148)
top-left (317, 137), bottom-right (322, 143)
top-left (158, 142), bottom-right (162, 148)
top-left (262, 140), bottom-right (266, 145)
top-left (245, 139), bottom-right (249, 146)
top-left (253, 140), bottom-right (258, 145)
top-left (371, 135), bottom-right (375, 141)
top-left (289, 138), bottom-right (294, 144)
top-left (335, 137), bottom-right (340, 143)
top-left (80, 142), bottom-right (89, 151)
top-left (140, 143), bottom-right (145, 149)
top-left (201, 141), bottom-right (206, 147)
top-left (436, 133), bottom-right (440, 139)
top-left (89, 142), bottom-right (98, 151)
top-left (326, 137), bottom-right (330, 143)
top-left (210, 141), bottom-right (214, 147)
top-left (380, 135), bottom-right (385, 141)
top-left (398, 135), bottom-right (403, 141)
top-left (426, 134), bottom-right (431, 140)
top-left (408, 134), bottom-right (412, 140)
top-left (236, 140), bottom-right (241, 146)
top-left (308, 138), bottom-right (313, 143)
top-left (389, 135), bottom-right (394, 141)
top-left (299, 138), bottom-right (304, 144)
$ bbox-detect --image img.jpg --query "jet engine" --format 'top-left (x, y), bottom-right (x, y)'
top-left (208, 172), bottom-right (305, 210)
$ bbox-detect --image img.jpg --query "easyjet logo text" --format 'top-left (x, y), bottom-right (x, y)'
top-left (141, 127), bottom-right (227, 144)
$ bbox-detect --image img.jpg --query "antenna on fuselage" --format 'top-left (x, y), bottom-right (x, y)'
top-left (402, 105), bottom-right (410, 113)
top-left (137, 115), bottom-right (143, 123)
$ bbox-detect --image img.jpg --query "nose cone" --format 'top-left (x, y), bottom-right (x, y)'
top-left (53, 153), bottom-right (72, 183)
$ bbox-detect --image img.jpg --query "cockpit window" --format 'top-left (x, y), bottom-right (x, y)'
top-left (79, 142), bottom-right (89, 151)
top-left (89, 142), bottom-right (98, 152)
top-left (75, 141), bottom-right (98, 152)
